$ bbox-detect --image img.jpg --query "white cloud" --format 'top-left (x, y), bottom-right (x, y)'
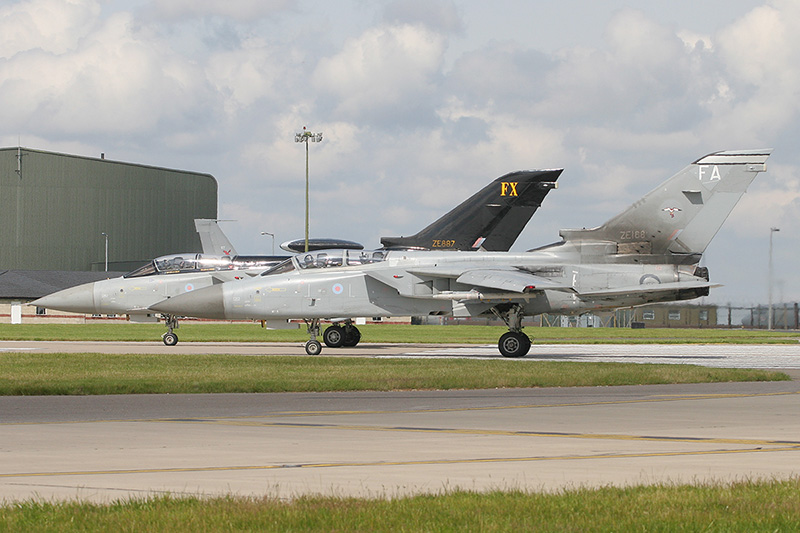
top-left (205, 37), bottom-right (303, 115)
top-left (716, 4), bottom-right (789, 85)
top-left (143, 0), bottom-right (293, 21)
top-left (677, 30), bottom-right (713, 51)
top-left (382, 0), bottom-right (463, 34)
top-left (446, 42), bottom-right (552, 107)
top-left (536, 9), bottom-right (711, 131)
top-left (728, 162), bottom-right (800, 237)
top-left (312, 23), bottom-right (445, 121)
top-left (709, 1), bottom-right (800, 141)
top-left (0, 8), bottom-right (217, 139)
top-left (603, 8), bottom-right (683, 65)
top-left (0, 0), bottom-right (100, 57)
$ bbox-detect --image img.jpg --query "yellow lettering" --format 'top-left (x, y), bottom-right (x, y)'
top-left (500, 182), bottom-right (519, 196)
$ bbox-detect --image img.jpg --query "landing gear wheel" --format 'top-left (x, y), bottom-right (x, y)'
top-left (162, 332), bottom-right (179, 346)
top-left (343, 326), bottom-right (361, 347)
top-left (305, 339), bottom-right (323, 355)
top-left (498, 331), bottom-right (530, 358)
top-left (323, 325), bottom-right (345, 348)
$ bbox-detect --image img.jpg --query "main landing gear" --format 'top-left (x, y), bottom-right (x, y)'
top-left (323, 320), bottom-right (362, 348)
top-left (161, 314), bottom-right (179, 346)
top-left (491, 304), bottom-right (531, 358)
top-left (304, 319), bottom-right (362, 355)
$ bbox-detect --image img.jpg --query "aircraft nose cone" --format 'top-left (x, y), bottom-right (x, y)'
top-left (31, 283), bottom-right (96, 313)
top-left (150, 284), bottom-right (226, 319)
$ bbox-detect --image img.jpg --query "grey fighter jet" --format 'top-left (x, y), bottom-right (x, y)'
top-left (32, 168), bottom-right (561, 345)
top-left (150, 150), bottom-right (771, 357)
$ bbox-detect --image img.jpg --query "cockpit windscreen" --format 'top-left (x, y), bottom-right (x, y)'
top-left (260, 249), bottom-right (387, 276)
top-left (124, 253), bottom-right (282, 278)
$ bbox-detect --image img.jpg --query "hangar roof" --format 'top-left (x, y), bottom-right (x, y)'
top-left (0, 270), bottom-right (125, 300)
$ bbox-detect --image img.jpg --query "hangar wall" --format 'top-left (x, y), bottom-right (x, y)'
top-left (0, 147), bottom-right (217, 272)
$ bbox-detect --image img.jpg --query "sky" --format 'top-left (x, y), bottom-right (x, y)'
top-left (0, 0), bottom-right (798, 307)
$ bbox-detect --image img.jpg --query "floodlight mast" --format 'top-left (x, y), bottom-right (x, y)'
top-left (294, 127), bottom-right (323, 253)
top-left (260, 231), bottom-right (275, 255)
top-left (101, 232), bottom-right (108, 272)
top-left (768, 227), bottom-right (780, 330)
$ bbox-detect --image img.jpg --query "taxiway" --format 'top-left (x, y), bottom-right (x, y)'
top-left (1, 342), bottom-right (798, 502)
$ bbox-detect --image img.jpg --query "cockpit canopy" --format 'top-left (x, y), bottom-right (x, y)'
top-left (124, 253), bottom-right (283, 278)
top-left (261, 249), bottom-right (387, 276)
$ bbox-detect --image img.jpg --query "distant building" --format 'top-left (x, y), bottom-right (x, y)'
top-left (628, 304), bottom-right (717, 328)
top-left (541, 304), bottom-right (717, 328)
top-left (0, 147), bottom-right (217, 272)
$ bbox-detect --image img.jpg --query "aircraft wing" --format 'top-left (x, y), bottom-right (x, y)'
top-left (577, 280), bottom-right (720, 298)
top-left (455, 269), bottom-right (572, 293)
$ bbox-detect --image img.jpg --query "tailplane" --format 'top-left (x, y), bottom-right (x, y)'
top-left (560, 150), bottom-right (771, 261)
top-left (381, 169), bottom-right (561, 251)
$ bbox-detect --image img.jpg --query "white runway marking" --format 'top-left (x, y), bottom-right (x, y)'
top-left (398, 344), bottom-right (800, 369)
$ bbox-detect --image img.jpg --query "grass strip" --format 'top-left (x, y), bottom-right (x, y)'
top-left (0, 353), bottom-right (788, 395)
top-left (0, 323), bottom-right (798, 344)
top-left (1, 479), bottom-right (798, 532)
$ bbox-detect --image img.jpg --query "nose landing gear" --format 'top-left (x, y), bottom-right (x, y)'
top-left (304, 319), bottom-right (323, 355)
top-left (161, 314), bottom-right (180, 346)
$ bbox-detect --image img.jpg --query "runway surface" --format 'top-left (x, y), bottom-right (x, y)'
top-left (1, 341), bottom-right (799, 502)
top-left (3, 339), bottom-right (800, 369)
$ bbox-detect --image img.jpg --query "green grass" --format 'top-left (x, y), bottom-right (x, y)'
top-left (0, 353), bottom-right (788, 395)
top-left (2, 479), bottom-right (798, 532)
top-left (0, 324), bottom-right (792, 394)
top-left (1, 323), bottom-right (797, 344)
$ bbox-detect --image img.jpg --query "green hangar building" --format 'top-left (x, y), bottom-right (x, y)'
top-left (0, 147), bottom-right (218, 273)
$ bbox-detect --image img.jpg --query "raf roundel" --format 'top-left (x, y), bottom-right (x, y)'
top-left (332, 283), bottom-right (344, 295)
top-left (185, 283), bottom-right (194, 292)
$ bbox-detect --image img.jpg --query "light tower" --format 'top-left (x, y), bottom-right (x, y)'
top-left (294, 127), bottom-right (323, 252)
top-left (768, 227), bottom-right (780, 330)
top-left (101, 232), bottom-right (109, 272)
top-left (261, 231), bottom-right (275, 255)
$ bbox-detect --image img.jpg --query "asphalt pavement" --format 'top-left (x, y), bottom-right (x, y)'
top-left (1, 341), bottom-right (799, 502)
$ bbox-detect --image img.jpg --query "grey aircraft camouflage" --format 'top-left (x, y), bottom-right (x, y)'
top-left (150, 150), bottom-right (771, 357)
top-left (31, 168), bottom-right (560, 345)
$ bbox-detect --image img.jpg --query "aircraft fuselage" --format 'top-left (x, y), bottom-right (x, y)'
top-left (162, 248), bottom-right (707, 322)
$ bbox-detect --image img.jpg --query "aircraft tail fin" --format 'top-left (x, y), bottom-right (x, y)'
top-left (194, 219), bottom-right (237, 257)
top-left (380, 169), bottom-right (562, 251)
top-left (560, 150), bottom-right (771, 260)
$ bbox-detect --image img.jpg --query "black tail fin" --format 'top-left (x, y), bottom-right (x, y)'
top-left (380, 169), bottom-right (562, 251)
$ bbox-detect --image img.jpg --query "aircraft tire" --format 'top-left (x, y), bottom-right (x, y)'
top-left (498, 332), bottom-right (530, 358)
top-left (343, 326), bottom-right (361, 347)
top-left (323, 325), bottom-right (345, 348)
top-left (163, 332), bottom-right (179, 346)
top-left (305, 340), bottom-right (323, 355)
